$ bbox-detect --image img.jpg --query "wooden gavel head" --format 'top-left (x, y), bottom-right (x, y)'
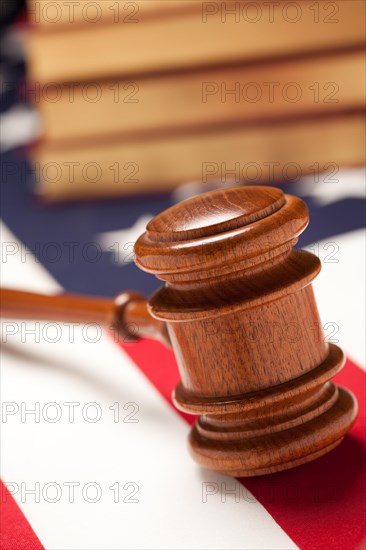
top-left (134, 185), bottom-right (357, 477)
top-left (0, 185), bottom-right (358, 477)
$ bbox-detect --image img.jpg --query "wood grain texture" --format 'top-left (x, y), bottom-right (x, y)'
top-left (0, 288), bottom-right (170, 345)
top-left (0, 185), bottom-right (358, 476)
top-left (135, 185), bottom-right (358, 476)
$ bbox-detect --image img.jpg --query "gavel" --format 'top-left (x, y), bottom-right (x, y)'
top-left (0, 186), bottom-right (357, 477)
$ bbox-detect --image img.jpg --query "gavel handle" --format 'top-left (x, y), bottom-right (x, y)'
top-left (0, 288), bottom-right (170, 346)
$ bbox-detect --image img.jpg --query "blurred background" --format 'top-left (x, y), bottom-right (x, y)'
top-left (1, 0), bottom-right (365, 298)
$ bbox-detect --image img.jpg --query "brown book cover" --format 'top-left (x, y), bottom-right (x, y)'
top-left (34, 49), bottom-right (365, 143)
top-left (27, 1), bottom-right (365, 83)
top-left (33, 110), bottom-right (365, 201)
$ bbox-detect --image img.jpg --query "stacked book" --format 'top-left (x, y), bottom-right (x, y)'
top-left (27, 0), bottom-right (365, 201)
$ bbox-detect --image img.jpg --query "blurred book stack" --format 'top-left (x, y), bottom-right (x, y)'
top-left (26, 0), bottom-right (365, 201)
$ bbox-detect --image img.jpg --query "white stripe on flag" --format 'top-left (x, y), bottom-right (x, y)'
top-left (307, 228), bottom-right (365, 370)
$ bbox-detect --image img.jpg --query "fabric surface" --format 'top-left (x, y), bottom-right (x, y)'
top-left (0, 481), bottom-right (43, 550)
top-left (122, 340), bottom-right (366, 550)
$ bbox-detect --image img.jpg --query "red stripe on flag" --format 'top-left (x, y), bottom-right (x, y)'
top-left (0, 480), bottom-right (44, 550)
top-left (123, 339), bottom-right (366, 550)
